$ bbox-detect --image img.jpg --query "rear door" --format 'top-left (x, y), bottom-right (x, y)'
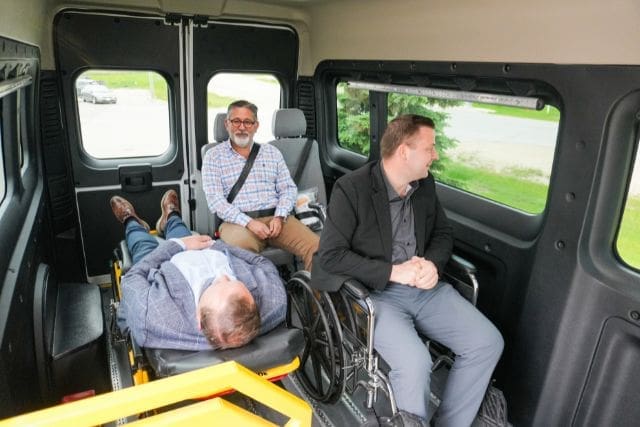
top-left (54, 12), bottom-right (299, 280)
top-left (54, 10), bottom-right (184, 280)
top-left (189, 20), bottom-right (298, 234)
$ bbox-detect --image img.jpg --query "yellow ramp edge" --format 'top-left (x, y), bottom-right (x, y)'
top-left (0, 360), bottom-right (310, 427)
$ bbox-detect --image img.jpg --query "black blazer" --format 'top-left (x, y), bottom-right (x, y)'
top-left (313, 161), bottom-right (453, 291)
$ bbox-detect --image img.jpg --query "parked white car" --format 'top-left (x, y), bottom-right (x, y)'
top-left (80, 84), bottom-right (117, 104)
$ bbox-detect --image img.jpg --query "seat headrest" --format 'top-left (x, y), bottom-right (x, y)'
top-left (213, 113), bottom-right (228, 142)
top-left (272, 108), bottom-right (307, 138)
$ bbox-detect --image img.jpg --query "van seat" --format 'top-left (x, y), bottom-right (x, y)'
top-left (200, 112), bottom-right (295, 267)
top-left (270, 108), bottom-right (326, 205)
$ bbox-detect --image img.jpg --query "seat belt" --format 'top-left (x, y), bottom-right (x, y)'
top-left (227, 143), bottom-right (260, 204)
top-left (214, 143), bottom-right (260, 232)
top-left (293, 138), bottom-right (313, 184)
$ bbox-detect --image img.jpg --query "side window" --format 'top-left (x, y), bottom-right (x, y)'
top-left (389, 94), bottom-right (560, 214)
top-left (76, 70), bottom-right (171, 159)
top-left (616, 146), bottom-right (640, 267)
top-left (207, 73), bottom-right (281, 143)
top-left (336, 82), bottom-right (370, 156)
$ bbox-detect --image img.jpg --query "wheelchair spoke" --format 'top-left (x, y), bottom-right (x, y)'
top-left (287, 276), bottom-right (345, 403)
top-left (311, 353), bottom-right (325, 395)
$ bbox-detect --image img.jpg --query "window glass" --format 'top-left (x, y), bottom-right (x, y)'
top-left (616, 145), bottom-right (640, 267)
top-left (207, 73), bottom-right (281, 143)
top-left (389, 94), bottom-right (560, 213)
top-left (336, 82), bottom-right (370, 156)
top-left (76, 70), bottom-right (170, 159)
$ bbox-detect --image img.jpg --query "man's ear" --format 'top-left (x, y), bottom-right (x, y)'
top-left (398, 143), bottom-right (408, 161)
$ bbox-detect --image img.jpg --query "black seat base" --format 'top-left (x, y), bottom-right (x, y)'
top-left (144, 325), bottom-right (304, 378)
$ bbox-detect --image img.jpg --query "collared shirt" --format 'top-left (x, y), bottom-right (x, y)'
top-left (380, 164), bottom-right (418, 264)
top-left (202, 141), bottom-right (297, 226)
top-left (169, 241), bottom-right (236, 308)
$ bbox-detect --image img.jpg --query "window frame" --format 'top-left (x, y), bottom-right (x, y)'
top-left (73, 68), bottom-right (177, 167)
top-left (318, 61), bottom-right (565, 241)
top-left (614, 123), bottom-right (640, 270)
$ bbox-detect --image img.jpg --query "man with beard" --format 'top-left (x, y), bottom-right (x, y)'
top-left (202, 100), bottom-right (319, 271)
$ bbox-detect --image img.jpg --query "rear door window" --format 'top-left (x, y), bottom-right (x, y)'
top-left (207, 73), bottom-right (281, 143)
top-left (76, 69), bottom-right (171, 159)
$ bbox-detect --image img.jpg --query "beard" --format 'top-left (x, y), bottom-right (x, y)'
top-left (232, 133), bottom-right (252, 148)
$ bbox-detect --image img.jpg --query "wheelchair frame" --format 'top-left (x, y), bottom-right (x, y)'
top-left (288, 254), bottom-right (479, 418)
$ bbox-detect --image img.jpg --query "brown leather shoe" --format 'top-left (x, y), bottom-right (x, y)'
top-left (156, 190), bottom-right (181, 236)
top-left (110, 195), bottom-right (150, 231)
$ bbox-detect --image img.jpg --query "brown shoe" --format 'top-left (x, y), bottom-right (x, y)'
top-left (156, 190), bottom-right (181, 236)
top-left (110, 196), bottom-right (150, 230)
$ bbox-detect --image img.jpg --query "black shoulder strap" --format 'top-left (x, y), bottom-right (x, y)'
top-left (293, 138), bottom-right (313, 184)
top-left (227, 143), bottom-right (260, 204)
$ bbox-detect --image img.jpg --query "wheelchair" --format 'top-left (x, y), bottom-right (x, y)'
top-left (107, 237), bottom-right (308, 419)
top-left (286, 254), bottom-right (481, 420)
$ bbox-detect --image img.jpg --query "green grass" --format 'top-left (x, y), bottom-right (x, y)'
top-left (436, 162), bottom-right (548, 213)
top-left (207, 93), bottom-right (236, 108)
top-left (255, 75), bottom-right (279, 84)
top-left (471, 102), bottom-right (561, 122)
top-left (83, 70), bottom-right (169, 100)
top-left (439, 162), bottom-right (640, 268)
top-left (617, 196), bottom-right (640, 267)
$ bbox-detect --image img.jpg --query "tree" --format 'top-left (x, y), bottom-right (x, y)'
top-left (337, 84), bottom-right (460, 176)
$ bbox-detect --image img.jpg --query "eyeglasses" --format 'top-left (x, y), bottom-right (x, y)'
top-left (228, 118), bottom-right (257, 128)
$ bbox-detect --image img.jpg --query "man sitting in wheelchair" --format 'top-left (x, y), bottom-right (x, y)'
top-left (110, 189), bottom-right (287, 351)
top-left (315, 114), bottom-right (504, 426)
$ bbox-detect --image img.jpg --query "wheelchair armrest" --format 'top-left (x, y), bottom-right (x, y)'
top-left (447, 253), bottom-right (477, 276)
top-left (444, 253), bottom-right (479, 306)
top-left (341, 278), bottom-right (370, 300)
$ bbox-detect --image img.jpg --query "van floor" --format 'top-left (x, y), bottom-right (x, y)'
top-left (216, 368), bottom-right (446, 426)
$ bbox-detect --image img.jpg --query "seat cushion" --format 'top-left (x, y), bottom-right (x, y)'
top-left (144, 324), bottom-right (304, 377)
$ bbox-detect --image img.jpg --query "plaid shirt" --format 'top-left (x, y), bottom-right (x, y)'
top-left (202, 141), bottom-right (297, 226)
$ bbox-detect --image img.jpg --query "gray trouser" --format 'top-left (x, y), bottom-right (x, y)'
top-left (371, 282), bottom-right (504, 427)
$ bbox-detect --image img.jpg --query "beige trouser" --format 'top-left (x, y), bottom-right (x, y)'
top-left (219, 216), bottom-right (319, 271)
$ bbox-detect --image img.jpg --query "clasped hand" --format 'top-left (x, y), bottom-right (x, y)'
top-left (390, 256), bottom-right (439, 289)
top-left (246, 217), bottom-right (283, 240)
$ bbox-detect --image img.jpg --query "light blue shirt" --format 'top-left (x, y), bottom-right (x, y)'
top-left (170, 245), bottom-right (236, 308)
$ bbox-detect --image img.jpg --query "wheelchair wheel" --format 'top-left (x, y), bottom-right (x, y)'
top-left (286, 272), bottom-right (345, 403)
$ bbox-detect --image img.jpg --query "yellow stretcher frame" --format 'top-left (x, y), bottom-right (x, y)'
top-left (0, 360), bottom-right (311, 426)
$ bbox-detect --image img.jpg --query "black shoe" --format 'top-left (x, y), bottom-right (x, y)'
top-left (380, 410), bottom-right (428, 427)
